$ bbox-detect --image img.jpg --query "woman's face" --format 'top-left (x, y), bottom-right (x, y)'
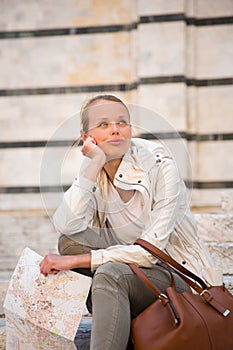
top-left (82, 100), bottom-right (132, 160)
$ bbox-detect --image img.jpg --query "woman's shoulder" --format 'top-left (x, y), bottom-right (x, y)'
top-left (131, 137), bottom-right (166, 155)
top-left (129, 138), bottom-right (174, 170)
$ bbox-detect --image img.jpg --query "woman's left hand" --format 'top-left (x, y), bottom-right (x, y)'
top-left (39, 253), bottom-right (75, 276)
top-left (39, 252), bottom-right (91, 276)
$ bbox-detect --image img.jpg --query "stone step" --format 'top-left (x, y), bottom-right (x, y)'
top-left (0, 318), bottom-right (5, 350)
top-left (0, 213), bottom-right (232, 271)
top-left (195, 213), bottom-right (233, 242)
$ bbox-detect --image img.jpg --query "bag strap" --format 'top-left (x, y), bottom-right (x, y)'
top-left (129, 263), bottom-right (175, 296)
top-left (135, 238), bottom-right (207, 292)
top-left (129, 263), bottom-right (180, 325)
top-left (135, 239), bottom-right (231, 316)
top-left (129, 264), bottom-right (162, 297)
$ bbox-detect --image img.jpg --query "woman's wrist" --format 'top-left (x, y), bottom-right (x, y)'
top-left (71, 253), bottom-right (91, 269)
top-left (84, 155), bottom-right (105, 181)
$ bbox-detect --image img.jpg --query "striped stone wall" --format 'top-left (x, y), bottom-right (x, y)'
top-left (0, 0), bottom-right (232, 214)
top-left (0, 1), bottom-right (232, 275)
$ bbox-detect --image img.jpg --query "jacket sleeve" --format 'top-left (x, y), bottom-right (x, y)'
top-left (53, 177), bottom-right (97, 235)
top-left (91, 156), bottom-right (186, 271)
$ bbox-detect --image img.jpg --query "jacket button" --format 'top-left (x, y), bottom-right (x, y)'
top-left (119, 174), bottom-right (123, 178)
top-left (182, 261), bottom-right (186, 265)
top-left (137, 180), bottom-right (142, 183)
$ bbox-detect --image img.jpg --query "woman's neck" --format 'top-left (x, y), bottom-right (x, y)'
top-left (104, 158), bottom-right (122, 183)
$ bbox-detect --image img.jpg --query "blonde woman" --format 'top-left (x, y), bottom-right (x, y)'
top-left (40, 95), bottom-right (221, 350)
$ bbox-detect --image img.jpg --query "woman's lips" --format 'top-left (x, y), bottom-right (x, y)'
top-left (107, 138), bottom-right (124, 145)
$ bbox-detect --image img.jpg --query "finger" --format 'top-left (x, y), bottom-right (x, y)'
top-left (88, 136), bottom-right (97, 145)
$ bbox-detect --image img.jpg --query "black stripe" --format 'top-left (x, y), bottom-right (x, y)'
top-left (0, 82), bottom-right (137, 97)
top-left (0, 76), bottom-right (232, 97)
top-left (140, 14), bottom-right (185, 24)
top-left (0, 14), bottom-right (232, 40)
top-left (140, 76), bottom-right (233, 86)
top-left (140, 76), bottom-right (186, 84)
top-left (0, 140), bottom-right (78, 148)
top-left (186, 16), bottom-right (233, 26)
top-left (139, 132), bottom-right (233, 142)
top-left (191, 181), bottom-right (233, 189)
top-left (186, 77), bottom-right (233, 87)
top-left (0, 23), bottom-right (137, 39)
top-left (0, 181), bottom-right (232, 194)
top-left (1, 133), bottom-right (233, 149)
top-left (140, 14), bottom-right (233, 26)
top-left (0, 185), bottom-right (69, 194)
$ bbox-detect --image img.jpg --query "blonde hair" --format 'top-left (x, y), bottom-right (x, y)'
top-left (80, 94), bottom-right (130, 132)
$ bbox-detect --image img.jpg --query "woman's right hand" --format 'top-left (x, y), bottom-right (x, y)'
top-left (81, 136), bottom-right (106, 164)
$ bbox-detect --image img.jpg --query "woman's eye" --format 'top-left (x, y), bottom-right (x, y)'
top-left (99, 122), bottom-right (108, 127)
top-left (118, 120), bottom-right (128, 126)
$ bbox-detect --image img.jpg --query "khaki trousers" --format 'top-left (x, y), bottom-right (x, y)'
top-left (58, 230), bottom-right (191, 350)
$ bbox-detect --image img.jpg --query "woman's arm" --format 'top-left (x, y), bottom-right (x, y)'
top-left (53, 137), bottom-right (106, 235)
top-left (40, 252), bottom-right (91, 276)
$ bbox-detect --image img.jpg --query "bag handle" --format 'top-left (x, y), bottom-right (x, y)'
top-left (135, 239), bottom-right (230, 316)
top-left (129, 263), bottom-right (180, 326)
top-left (135, 238), bottom-right (207, 292)
top-left (129, 263), bottom-right (175, 297)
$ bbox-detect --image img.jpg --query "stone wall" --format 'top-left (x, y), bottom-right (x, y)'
top-left (0, 0), bottom-right (232, 317)
top-left (0, 0), bottom-right (232, 213)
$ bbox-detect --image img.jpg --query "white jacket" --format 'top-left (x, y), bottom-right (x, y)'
top-left (53, 138), bottom-right (222, 285)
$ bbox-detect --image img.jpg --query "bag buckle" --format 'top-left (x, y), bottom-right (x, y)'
top-left (158, 293), bottom-right (168, 302)
top-left (200, 289), bottom-right (230, 317)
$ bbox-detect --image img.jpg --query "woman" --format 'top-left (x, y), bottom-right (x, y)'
top-left (40, 94), bottom-right (222, 350)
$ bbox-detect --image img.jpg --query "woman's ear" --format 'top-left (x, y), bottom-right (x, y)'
top-left (80, 129), bottom-right (87, 141)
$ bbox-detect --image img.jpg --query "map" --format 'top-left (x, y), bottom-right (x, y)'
top-left (3, 248), bottom-right (92, 349)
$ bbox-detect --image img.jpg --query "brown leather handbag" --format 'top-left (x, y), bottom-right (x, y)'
top-left (129, 239), bottom-right (233, 350)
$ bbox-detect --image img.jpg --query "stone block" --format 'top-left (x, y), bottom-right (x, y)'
top-left (0, 148), bottom-right (43, 187)
top-left (0, 318), bottom-right (6, 350)
top-left (187, 140), bottom-right (233, 183)
top-left (0, 32), bottom-right (137, 89)
top-left (195, 213), bottom-right (233, 242)
top-left (138, 0), bottom-right (184, 16)
top-left (191, 188), bottom-right (233, 211)
top-left (0, 0), bottom-right (137, 31)
top-left (0, 281), bottom-right (9, 316)
top-left (0, 145), bottom-right (84, 187)
top-left (0, 94), bottom-right (84, 142)
top-left (186, 25), bottom-right (196, 78)
top-left (195, 0), bottom-right (233, 18)
top-left (0, 194), bottom-right (56, 211)
top-left (199, 141), bottom-right (233, 181)
top-left (196, 25), bottom-right (233, 79)
top-left (0, 213), bottom-right (57, 263)
top-left (190, 85), bottom-right (233, 134)
top-left (206, 242), bottom-right (233, 275)
top-left (224, 276), bottom-right (233, 295)
top-left (137, 83), bottom-right (187, 132)
top-left (138, 21), bottom-right (186, 77)
top-left (221, 191), bottom-right (233, 213)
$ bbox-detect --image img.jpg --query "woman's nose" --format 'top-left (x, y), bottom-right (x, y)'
top-left (110, 122), bottom-right (120, 134)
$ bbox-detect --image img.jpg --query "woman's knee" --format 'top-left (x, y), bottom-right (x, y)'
top-left (92, 262), bottom-right (131, 292)
top-left (58, 234), bottom-right (85, 255)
